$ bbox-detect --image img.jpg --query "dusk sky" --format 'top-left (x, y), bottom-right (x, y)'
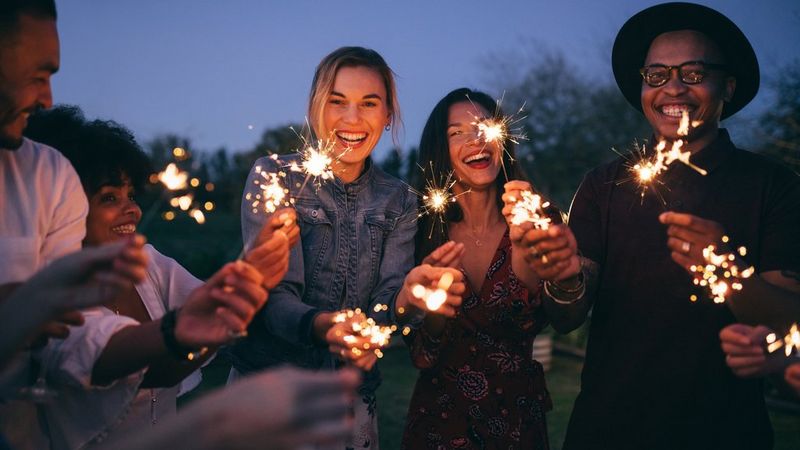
top-left (53, 0), bottom-right (800, 161)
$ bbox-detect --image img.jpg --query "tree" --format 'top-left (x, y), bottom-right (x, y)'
top-left (485, 45), bottom-right (650, 208)
top-left (379, 148), bottom-right (403, 180)
top-left (758, 59), bottom-right (800, 173)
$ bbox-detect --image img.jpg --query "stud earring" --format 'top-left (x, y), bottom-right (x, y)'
top-left (385, 124), bottom-right (391, 131)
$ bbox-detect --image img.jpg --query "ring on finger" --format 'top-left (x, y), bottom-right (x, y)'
top-left (681, 241), bottom-right (691, 253)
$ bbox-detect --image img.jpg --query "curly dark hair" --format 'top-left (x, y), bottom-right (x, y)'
top-left (24, 105), bottom-right (152, 196)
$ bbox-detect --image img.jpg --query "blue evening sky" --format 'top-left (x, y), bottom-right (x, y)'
top-left (53, 0), bottom-right (800, 160)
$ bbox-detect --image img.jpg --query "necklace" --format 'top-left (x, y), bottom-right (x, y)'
top-left (466, 226), bottom-right (489, 247)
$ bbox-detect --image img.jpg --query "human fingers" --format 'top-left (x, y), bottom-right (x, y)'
top-left (668, 250), bottom-right (694, 271)
top-left (503, 180), bottom-right (532, 197)
top-left (39, 320), bottom-right (72, 340)
top-left (519, 228), bottom-right (552, 248)
top-left (293, 368), bottom-right (361, 401)
top-left (205, 263), bottom-right (238, 288)
top-left (726, 354), bottom-right (767, 377)
top-left (659, 212), bottom-right (725, 236)
top-left (440, 244), bottom-right (465, 268)
top-left (720, 341), bottom-right (764, 357)
top-left (719, 324), bottom-right (756, 342)
top-left (213, 306), bottom-right (248, 336)
top-left (230, 261), bottom-right (267, 287)
top-left (209, 287), bottom-right (260, 322)
top-left (112, 245), bottom-right (148, 283)
top-left (222, 274), bottom-right (268, 309)
top-left (719, 324), bottom-right (758, 348)
top-left (353, 352), bottom-right (379, 371)
top-left (745, 325), bottom-right (775, 344)
top-left (422, 241), bottom-right (457, 266)
top-left (281, 223), bottom-right (300, 248)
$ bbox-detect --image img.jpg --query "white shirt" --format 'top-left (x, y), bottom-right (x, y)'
top-left (0, 138), bottom-right (88, 284)
top-left (41, 245), bottom-right (204, 450)
top-left (0, 138), bottom-right (88, 450)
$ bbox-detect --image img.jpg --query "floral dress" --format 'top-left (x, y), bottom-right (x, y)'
top-left (402, 233), bottom-right (551, 450)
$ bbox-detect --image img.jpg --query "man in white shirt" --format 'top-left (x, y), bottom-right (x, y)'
top-left (0, 2), bottom-right (148, 448)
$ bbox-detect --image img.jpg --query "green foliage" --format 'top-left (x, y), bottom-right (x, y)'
top-left (487, 47), bottom-right (650, 209)
top-left (758, 59), bottom-right (800, 173)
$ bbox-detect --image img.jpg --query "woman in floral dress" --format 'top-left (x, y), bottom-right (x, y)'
top-left (402, 88), bottom-right (587, 449)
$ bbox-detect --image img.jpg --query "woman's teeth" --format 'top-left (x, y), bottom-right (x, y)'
top-left (336, 132), bottom-right (367, 144)
top-left (463, 153), bottom-right (490, 164)
top-left (111, 224), bottom-right (136, 234)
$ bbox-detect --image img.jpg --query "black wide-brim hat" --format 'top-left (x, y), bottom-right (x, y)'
top-left (612, 2), bottom-right (759, 119)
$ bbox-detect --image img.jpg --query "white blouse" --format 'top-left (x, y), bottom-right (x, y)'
top-left (40, 244), bottom-right (204, 450)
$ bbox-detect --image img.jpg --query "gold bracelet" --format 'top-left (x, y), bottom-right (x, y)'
top-left (550, 272), bottom-right (585, 294)
top-left (543, 276), bottom-right (586, 305)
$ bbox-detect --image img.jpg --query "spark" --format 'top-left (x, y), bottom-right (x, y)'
top-left (410, 271), bottom-right (455, 311)
top-left (509, 190), bottom-right (551, 229)
top-left (689, 237), bottom-right (754, 303)
top-left (469, 94), bottom-right (528, 181)
top-left (765, 323), bottom-right (800, 357)
top-left (409, 161), bottom-right (470, 238)
top-left (332, 307), bottom-right (396, 359)
top-left (189, 208), bottom-right (206, 224)
top-left (622, 111), bottom-right (707, 202)
top-left (245, 165), bottom-right (293, 215)
top-left (148, 158), bottom-right (213, 226)
top-left (287, 133), bottom-right (341, 196)
top-left (157, 163), bottom-right (188, 191)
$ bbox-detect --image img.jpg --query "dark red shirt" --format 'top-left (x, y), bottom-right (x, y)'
top-left (564, 130), bottom-right (800, 450)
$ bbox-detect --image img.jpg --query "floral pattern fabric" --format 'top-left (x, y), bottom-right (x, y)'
top-left (402, 233), bottom-right (551, 450)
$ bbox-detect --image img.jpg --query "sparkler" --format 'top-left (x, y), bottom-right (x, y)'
top-left (623, 111), bottom-right (707, 202)
top-left (469, 95), bottom-right (528, 181)
top-left (141, 150), bottom-right (216, 229)
top-left (409, 161), bottom-right (470, 238)
top-left (765, 323), bottom-right (800, 357)
top-left (287, 134), bottom-right (339, 197)
top-left (244, 157), bottom-right (294, 215)
top-left (332, 308), bottom-right (397, 360)
top-left (689, 237), bottom-right (754, 304)
top-left (410, 271), bottom-right (455, 311)
top-left (509, 190), bottom-right (551, 229)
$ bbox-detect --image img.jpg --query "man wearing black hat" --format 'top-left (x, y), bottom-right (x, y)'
top-left (561, 3), bottom-right (800, 449)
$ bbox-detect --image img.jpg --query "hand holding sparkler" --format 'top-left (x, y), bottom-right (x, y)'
top-left (324, 309), bottom-right (395, 371)
top-left (720, 324), bottom-right (774, 378)
top-left (660, 212), bottom-right (729, 270)
top-left (660, 214), bottom-right (756, 304)
top-left (174, 261), bottom-right (268, 348)
top-left (501, 183), bottom-right (552, 230)
top-left (658, 211), bottom-right (755, 303)
top-left (719, 324), bottom-right (796, 378)
top-left (399, 265), bottom-right (465, 317)
top-left (244, 208), bottom-right (298, 290)
top-left (501, 182), bottom-right (579, 281)
top-left (421, 240), bottom-right (465, 268)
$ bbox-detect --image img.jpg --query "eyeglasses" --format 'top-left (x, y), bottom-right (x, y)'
top-left (639, 61), bottom-right (727, 87)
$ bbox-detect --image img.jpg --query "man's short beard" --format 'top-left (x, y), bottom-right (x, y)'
top-left (0, 133), bottom-right (23, 149)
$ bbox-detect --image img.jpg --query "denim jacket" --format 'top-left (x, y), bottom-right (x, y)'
top-left (228, 154), bottom-right (417, 392)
